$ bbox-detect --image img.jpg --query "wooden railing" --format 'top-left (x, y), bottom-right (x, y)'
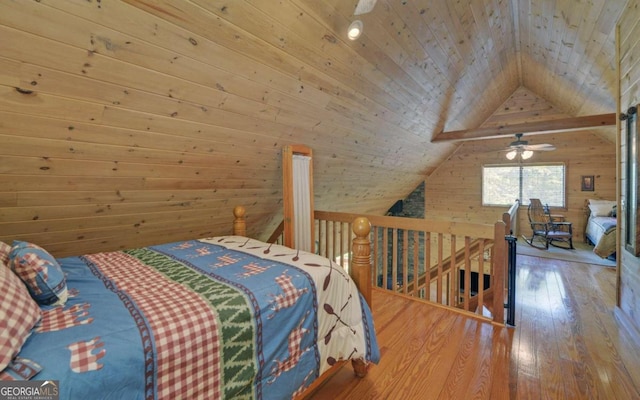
top-left (313, 211), bottom-right (508, 325)
top-left (263, 207), bottom-right (513, 325)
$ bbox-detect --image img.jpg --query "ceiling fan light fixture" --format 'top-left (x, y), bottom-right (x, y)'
top-left (348, 20), bottom-right (363, 40)
top-left (503, 134), bottom-right (552, 160)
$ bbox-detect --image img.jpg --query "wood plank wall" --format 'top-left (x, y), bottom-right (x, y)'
top-left (0, 0), bottom-right (452, 257)
top-left (425, 87), bottom-right (617, 239)
top-left (618, 0), bottom-right (640, 335)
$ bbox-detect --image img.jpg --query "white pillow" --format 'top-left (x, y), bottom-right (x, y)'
top-left (588, 199), bottom-right (616, 217)
top-left (0, 263), bottom-right (42, 371)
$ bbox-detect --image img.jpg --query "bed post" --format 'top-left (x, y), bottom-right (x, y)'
top-left (351, 217), bottom-right (372, 307)
top-left (350, 216), bottom-right (372, 378)
top-left (233, 206), bottom-right (247, 237)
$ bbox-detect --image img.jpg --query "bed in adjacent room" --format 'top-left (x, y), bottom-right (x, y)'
top-left (585, 199), bottom-right (617, 259)
top-left (0, 208), bottom-right (379, 399)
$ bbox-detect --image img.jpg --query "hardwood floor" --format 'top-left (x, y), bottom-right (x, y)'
top-left (309, 254), bottom-right (640, 399)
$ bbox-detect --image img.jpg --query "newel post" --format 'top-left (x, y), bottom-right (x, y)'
top-left (492, 220), bottom-right (506, 325)
top-left (351, 217), bottom-right (372, 306)
top-left (233, 206), bottom-right (247, 237)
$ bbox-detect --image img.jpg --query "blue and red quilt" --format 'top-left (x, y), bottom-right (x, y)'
top-left (17, 236), bottom-right (379, 399)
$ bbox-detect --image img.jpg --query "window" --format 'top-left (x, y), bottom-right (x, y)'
top-left (482, 164), bottom-right (566, 207)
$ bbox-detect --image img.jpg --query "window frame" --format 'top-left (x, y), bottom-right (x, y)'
top-left (481, 163), bottom-right (567, 208)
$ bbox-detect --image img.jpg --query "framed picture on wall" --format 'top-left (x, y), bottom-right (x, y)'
top-left (581, 175), bottom-right (594, 191)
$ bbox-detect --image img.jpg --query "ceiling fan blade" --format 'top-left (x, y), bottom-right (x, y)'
top-left (488, 134), bottom-right (557, 154)
top-left (354, 0), bottom-right (377, 15)
top-left (524, 144), bottom-right (556, 151)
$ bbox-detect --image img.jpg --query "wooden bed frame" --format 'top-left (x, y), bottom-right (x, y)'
top-left (232, 206), bottom-right (373, 395)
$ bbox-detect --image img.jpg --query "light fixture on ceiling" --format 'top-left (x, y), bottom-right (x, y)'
top-left (505, 149), bottom-right (533, 160)
top-left (503, 133), bottom-right (554, 160)
top-left (348, 20), bottom-right (363, 40)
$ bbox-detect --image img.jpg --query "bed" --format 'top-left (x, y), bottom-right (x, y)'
top-left (0, 208), bottom-right (379, 399)
top-left (585, 199), bottom-right (617, 259)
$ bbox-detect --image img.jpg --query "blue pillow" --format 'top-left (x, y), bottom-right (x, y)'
top-left (9, 241), bottom-right (67, 306)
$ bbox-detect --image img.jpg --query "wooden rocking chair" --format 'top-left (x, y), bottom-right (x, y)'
top-left (525, 198), bottom-right (574, 249)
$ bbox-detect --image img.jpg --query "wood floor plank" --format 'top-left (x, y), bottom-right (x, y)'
top-left (443, 322), bottom-right (497, 400)
top-left (559, 262), bottom-right (640, 399)
top-left (377, 314), bottom-right (466, 399)
top-left (490, 328), bottom-right (515, 399)
top-left (513, 257), bottom-right (542, 400)
top-left (371, 307), bottom-right (450, 398)
top-left (308, 252), bottom-right (640, 400)
top-left (545, 262), bottom-right (583, 400)
top-left (614, 322), bottom-right (640, 390)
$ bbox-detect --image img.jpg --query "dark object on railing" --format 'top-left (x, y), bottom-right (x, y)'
top-left (505, 234), bottom-right (517, 327)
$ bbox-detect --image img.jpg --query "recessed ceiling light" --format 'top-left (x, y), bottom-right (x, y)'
top-left (348, 20), bottom-right (363, 40)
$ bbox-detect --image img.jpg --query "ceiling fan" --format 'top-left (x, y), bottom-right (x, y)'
top-left (503, 133), bottom-right (556, 160)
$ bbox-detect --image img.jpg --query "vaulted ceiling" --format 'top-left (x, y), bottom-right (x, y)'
top-left (302, 0), bottom-right (624, 139)
top-left (250, 0), bottom-right (624, 209)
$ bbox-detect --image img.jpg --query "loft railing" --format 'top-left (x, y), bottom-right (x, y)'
top-left (266, 205), bottom-right (517, 325)
top-left (313, 210), bottom-right (508, 325)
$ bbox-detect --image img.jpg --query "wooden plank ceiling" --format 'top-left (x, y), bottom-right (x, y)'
top-left (0, 0), bottom-right (628, 254)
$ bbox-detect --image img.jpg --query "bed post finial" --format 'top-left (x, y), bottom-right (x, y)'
top-left (351, 217), bottom-right (372, 306)
top-left (233, 206), bottom-right (247, 237)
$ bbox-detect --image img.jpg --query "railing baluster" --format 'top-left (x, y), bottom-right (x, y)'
top-left (402, 229), bottom-right (409, 294)
top-left (467, 237), bottom-right (473, 312)
top-left (335, 222), bottom-right (339, 266)
top-left (325, 220), bottom-right (330, 261)
top-left (437, 233), bottom-right (443, 304)
top-left (449, 235), bottom-right (456, 307)
top-left (383, 228), bottom-right (389, 291)
top-left (412, 231), bottom-right (419, 297)
top-left (338, 221), bottom-right (342, 266)
top-left (477, 240), bottom-right (485, 316)
top-left (392, 228), bottom-right (398, 292)
top-left (317, 219), bottom-right (324, 258)
top-left (425, 232), bottom-right (431, 302)
top-left (372, 226), bottom-right (378, 288)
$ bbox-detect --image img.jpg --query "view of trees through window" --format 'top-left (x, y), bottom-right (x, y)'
top-left (482, 164), bottom-right (565, 207)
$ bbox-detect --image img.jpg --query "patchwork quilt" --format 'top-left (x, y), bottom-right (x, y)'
top-left (16, 236), bottom-right (380, 399)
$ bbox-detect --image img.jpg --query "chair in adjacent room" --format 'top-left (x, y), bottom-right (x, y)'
top-left (525, 198), bottom-right (574, 249)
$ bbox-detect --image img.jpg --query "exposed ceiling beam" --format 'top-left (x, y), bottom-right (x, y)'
top-left (432, 113), bottom-right (616, 142)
